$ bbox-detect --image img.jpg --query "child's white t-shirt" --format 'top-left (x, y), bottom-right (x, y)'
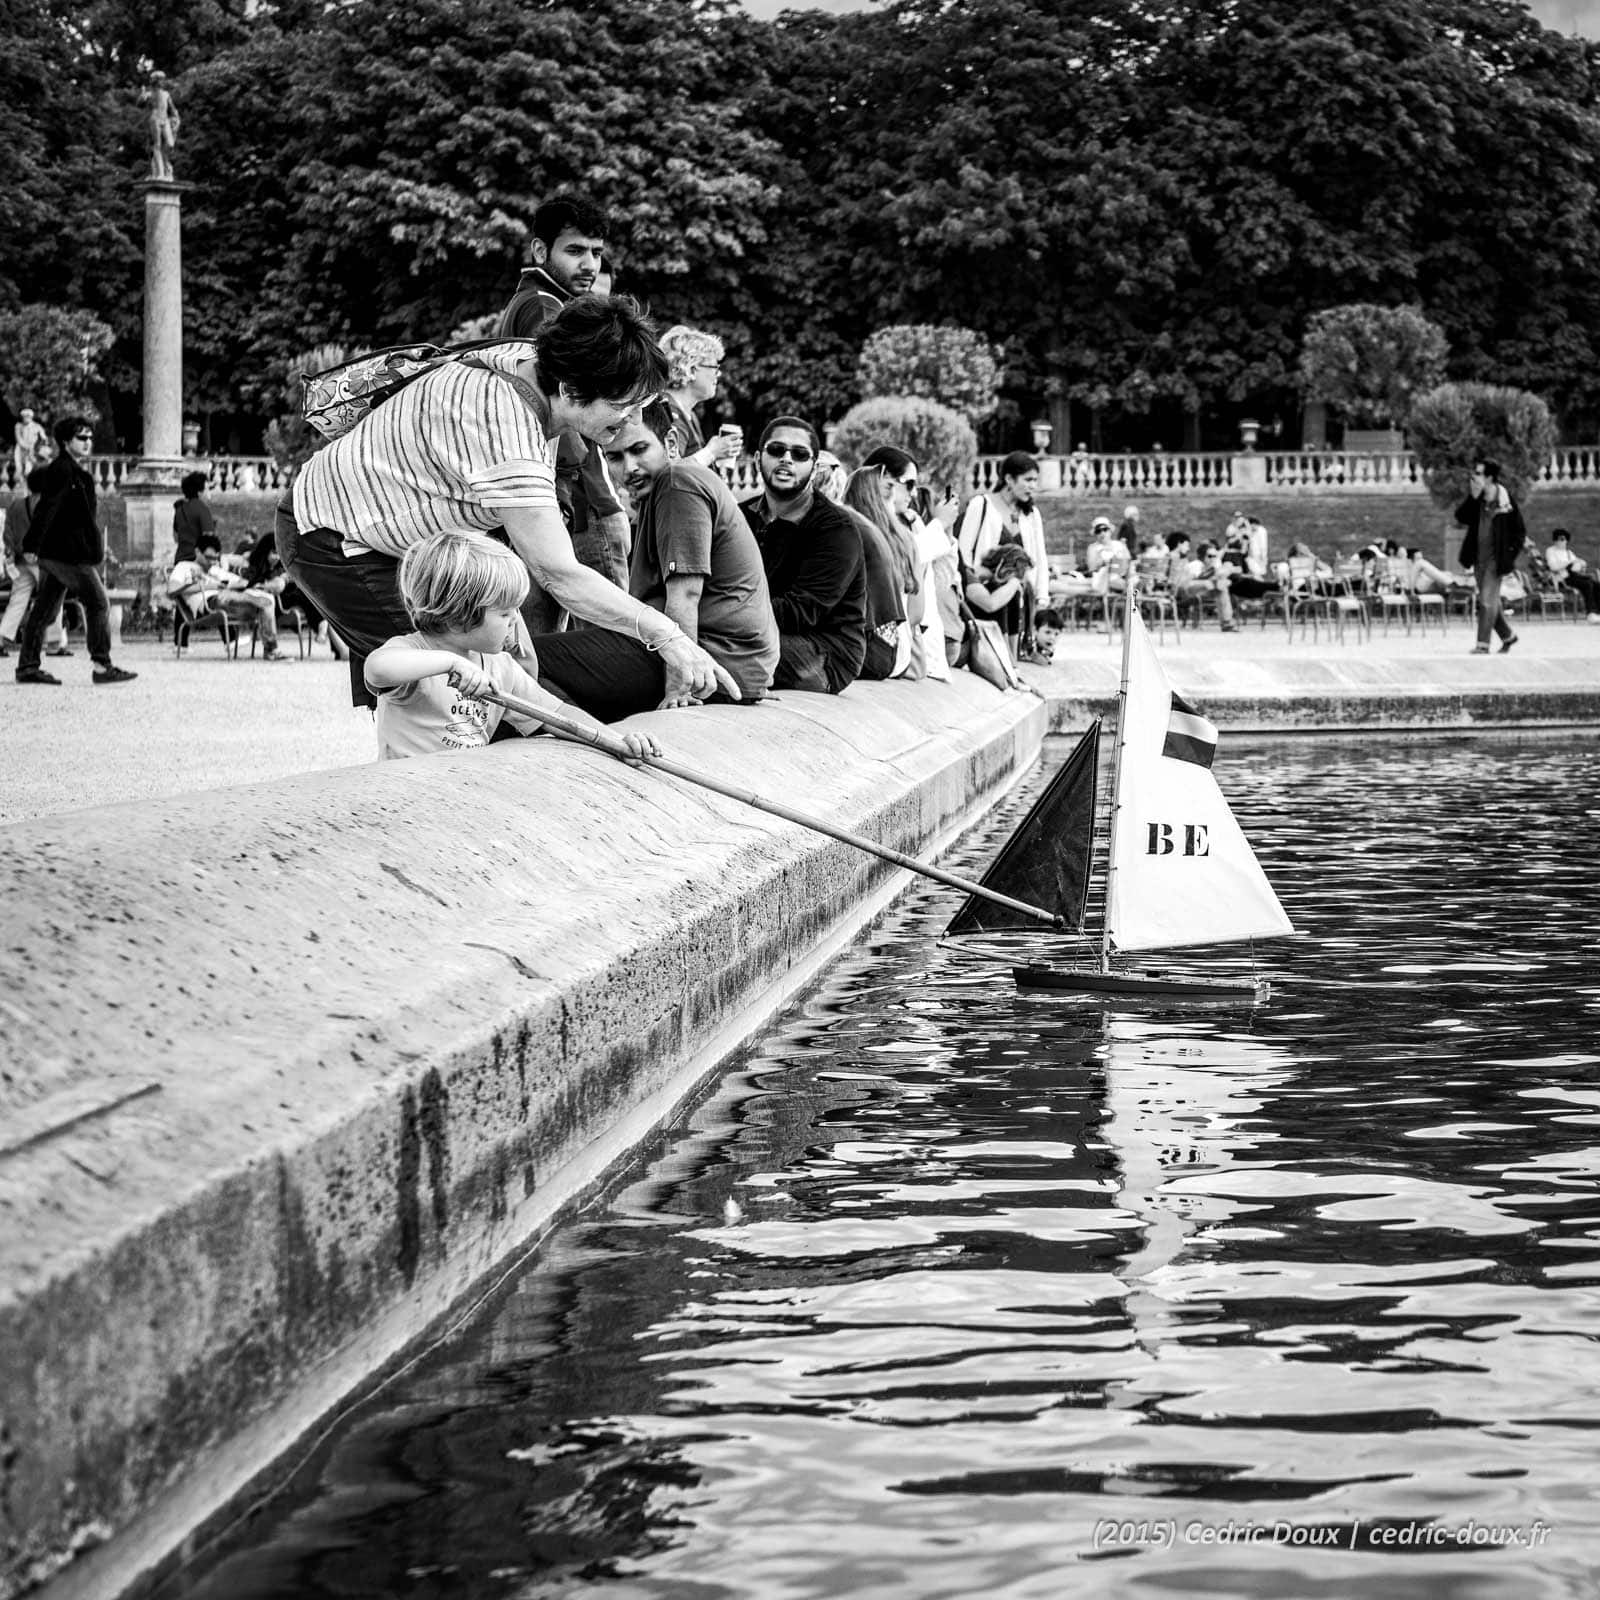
top-left (371, 634), bottom-right (547, 761)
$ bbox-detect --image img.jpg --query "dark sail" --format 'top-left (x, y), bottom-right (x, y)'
top-left (945, 720), bottom-right (1100, 936)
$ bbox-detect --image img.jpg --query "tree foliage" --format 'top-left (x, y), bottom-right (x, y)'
top-left (1299, 304), bottom-right (1449, 428)
top-left (0, 303), bottom-right (116, 421)
top-left (830, 396), bottom-right (978, 497)
top-left (857, 325), bottom-right (1001, 424)
top-left (11, 0), bottom-right (1600, 453)
top-left (1408, 382), bottom-right (1556, 505)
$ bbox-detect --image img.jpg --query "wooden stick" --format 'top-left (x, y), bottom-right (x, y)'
top-left (482, 689), bottom-right (1065, 930)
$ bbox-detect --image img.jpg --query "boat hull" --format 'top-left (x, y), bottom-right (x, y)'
top-left (1012, 964), bottom-right (1269, 1001)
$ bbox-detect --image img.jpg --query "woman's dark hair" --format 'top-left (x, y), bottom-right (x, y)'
top-left (1476, 457), bottom-right (1503, 481)
top-left (861, 444), bottom-right (916, 478)
top-left (181, 471), bottom-right (208, 498)
top-left (999, 450), bottom-right (1038, 483)
top-left (534, 294), bottom-right (668, 405)
top-left (246, 530), bottom-right (280, 586)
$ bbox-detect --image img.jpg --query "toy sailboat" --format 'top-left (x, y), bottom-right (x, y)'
top-left (945, 602), bottom-right (1295, 1000)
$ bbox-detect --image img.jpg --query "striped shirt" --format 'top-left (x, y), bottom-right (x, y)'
top-left (294, 343), bottom-right (559, 559)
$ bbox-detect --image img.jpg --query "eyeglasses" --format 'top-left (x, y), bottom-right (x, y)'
top-left (763, 443), bottom-right (814, 462)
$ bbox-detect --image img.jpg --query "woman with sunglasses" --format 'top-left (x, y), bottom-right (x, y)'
top-left (861, 445), bottom-right (961, 679)
top-left (841, 466), bottom-right (925, 680)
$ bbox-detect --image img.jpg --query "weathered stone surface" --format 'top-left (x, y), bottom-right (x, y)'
top-left (0, 678), bottom-right (1044, 1600)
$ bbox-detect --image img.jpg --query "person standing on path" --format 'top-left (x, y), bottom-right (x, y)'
top-left (1, 467), bottom-right (68, 656)
top-left (13, 415), bottom-right (136, 685)
top-left (1455, 458), bottom-right (1524, 654)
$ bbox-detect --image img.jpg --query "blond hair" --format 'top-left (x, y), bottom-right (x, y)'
top-left (398, 530), bottom-right (529, 634)
top-left (660, 325), bottom-right (726, 389)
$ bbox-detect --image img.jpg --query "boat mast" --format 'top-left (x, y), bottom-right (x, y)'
top-left (1099, 576), bottom-right (1138, 974)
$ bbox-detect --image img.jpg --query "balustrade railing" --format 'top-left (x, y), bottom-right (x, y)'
top-left (10, 445), bottom-right (1600, 502)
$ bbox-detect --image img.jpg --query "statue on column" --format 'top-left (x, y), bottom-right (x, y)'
top-left (147, 71), bottom-right (180, 180)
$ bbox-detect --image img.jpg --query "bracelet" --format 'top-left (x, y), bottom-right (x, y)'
top-left (635, 613), bottom-right (683, 653)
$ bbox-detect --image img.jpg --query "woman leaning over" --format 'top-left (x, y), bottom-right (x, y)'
top-left (280, 295), bottom-right (735, 711)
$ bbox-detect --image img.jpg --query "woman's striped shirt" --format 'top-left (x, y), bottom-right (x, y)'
top-left (294, 343), bottom-right (559, 559)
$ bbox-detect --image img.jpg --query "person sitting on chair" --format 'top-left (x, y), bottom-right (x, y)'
top-left (1545, 528), bottom-right (1600, 622)
top-left (167, 534), bottom-right (286, 659)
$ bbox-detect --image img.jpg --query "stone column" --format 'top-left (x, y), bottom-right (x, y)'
top-left (122, 178), bottom-right (189, 598)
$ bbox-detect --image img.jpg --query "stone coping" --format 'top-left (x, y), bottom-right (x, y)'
top-left (0, 676), bottom-right (1044, 1600)
top-left (1023, 648), bottom-right (1600, 732)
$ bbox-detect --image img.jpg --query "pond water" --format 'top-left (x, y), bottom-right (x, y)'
top-left (174, 733), bottom-right (1600, 1600)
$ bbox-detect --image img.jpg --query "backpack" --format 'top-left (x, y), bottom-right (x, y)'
top-left (300, 339), bottom-right (525, 441)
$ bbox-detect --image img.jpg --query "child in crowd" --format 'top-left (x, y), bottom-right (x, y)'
top-left (363, 529), bottom-right (661, 763)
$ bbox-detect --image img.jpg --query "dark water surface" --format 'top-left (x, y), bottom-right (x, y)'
top-left (177, 734), bottom-right (1600, 1600)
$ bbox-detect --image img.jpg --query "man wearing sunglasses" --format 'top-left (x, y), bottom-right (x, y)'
top-left (14, 415), bottom-right (136, 685)
top-left (739, 417), bottom-right (866, 694)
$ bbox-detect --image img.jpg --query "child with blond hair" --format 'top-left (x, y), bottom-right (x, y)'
top-left (363, 529), bottom-right (660, 762)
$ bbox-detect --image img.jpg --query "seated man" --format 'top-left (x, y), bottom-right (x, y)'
top-left (1167, 533), bottom-right (1237, 630)
top-left (167, 534), bottom-right (284, 659)
top-left (739, 416), bottom-right (866, 694)
top-left (602, 398), bottom-right (778, 704)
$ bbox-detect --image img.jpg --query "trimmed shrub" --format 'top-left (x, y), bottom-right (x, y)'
top-left (857, 325), bottom-right (1001, 424)
top-left (830, 396), bottom-right (978, 497)
top-left (1299, 303), bottom-right (1448, 429)
top-left (1407, 382), bottom-right (1556, 506)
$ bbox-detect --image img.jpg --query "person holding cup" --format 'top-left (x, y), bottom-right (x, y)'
top-left (659, 325), bottom-right (742, 471)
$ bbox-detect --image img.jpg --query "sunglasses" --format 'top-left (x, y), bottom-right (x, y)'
top-left (763, 442), bottom-right (814, 462)
top-left (73, 431), bottom-right (94, 440)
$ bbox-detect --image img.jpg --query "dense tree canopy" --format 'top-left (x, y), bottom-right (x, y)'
top-left (5, 0), bottom-right (1600, 453)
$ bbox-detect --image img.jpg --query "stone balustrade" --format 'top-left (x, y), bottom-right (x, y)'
top-left (8, 444), bottom-right (1600, 500)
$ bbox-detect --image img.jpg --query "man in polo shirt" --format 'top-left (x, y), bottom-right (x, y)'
top-left (739, 417), bottom-right (866, 694)
top-left (495, 194), bottom-right (629, 616)
top-left (285, 294), bottom-right (736, 711)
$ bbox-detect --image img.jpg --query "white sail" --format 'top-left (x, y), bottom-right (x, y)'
top-left (1106, 608), bottom-right (1294, 952)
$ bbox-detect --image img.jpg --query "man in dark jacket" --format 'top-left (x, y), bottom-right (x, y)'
top-left (15, 415), bottom-right (137, 684)
top-left (1455, 457), bottom-right (1525, 655)
top-left (740, 416), bottom-right (866, 693)
top-left (494, 194), bottom-right (629, 615)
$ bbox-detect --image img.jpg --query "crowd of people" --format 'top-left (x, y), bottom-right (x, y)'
top-left (8, 198), bottom-right (1598, 726)
top-left (256, 195), bottom-right (1072, 760)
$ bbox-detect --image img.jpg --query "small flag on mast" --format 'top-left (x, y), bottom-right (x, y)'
top-left (1162, 694), bottom-right (1218, 768)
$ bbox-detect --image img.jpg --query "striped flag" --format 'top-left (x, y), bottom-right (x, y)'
top-left (1162, 693), bottom-right (1218, 768)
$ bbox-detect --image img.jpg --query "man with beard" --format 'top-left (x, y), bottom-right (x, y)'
top-left (740, 417), bottom-right (866, 694)
top-left (494, 194), bottom-right (629, 611)
top-left (955, 451), bottom-right (1049, 655)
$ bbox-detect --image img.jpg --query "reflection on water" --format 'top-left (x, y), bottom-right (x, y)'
top-left (178, 734), bottom-right (1600, 1600)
